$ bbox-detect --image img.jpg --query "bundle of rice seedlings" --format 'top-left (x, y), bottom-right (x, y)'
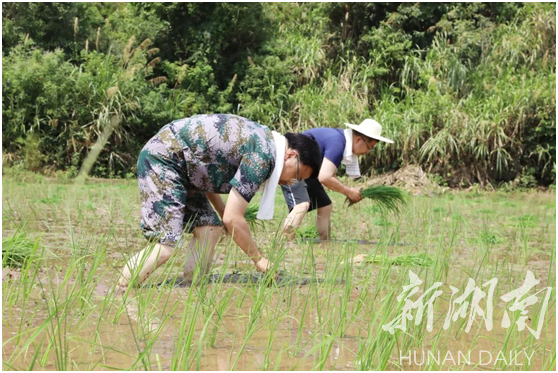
top-left (244, 203), bottom-right (264, 229)
top-left (2, 230), bottom-right (37, 268)
top-left (384, 253), bottom-right (433, 267)
top-left (346, 185), bottom-right (407, 213)
top-left (351, 253), bottom-right (433, 267)
top-left (295, 226), bottom-right (319, 240)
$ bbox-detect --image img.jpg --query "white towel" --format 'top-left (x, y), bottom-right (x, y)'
top-left (257, 131), bottom-right (285, 220)
top-left (342, 129), bottom-right (361, 178)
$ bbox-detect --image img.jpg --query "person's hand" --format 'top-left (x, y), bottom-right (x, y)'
top-left (255, 257), bottom-right (278, 284)
top-left (346, 187), bottom-right (363, 204)
top-left (254, 257), bottom-right (273, 273)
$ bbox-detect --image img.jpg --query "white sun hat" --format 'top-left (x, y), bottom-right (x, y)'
top-left (345, 118), bottom-right (394, 144)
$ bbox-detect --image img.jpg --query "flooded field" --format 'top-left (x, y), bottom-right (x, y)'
top-left (2, 176), bottom-right (556, 370)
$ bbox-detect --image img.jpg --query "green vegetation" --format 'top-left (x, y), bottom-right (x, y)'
top-left (243, 203), bottom-right (265, 230)
top-left (1, 4), bottom-right (556, 367)
top-left (2, 229), bottom-right (38, 268)
top-left (2, 3), bottom-right (555, 187)
top-left (2, 177), bottom-right (555, 370)
top-left (243, 203), bottom-right (259, 221)
top-left (369, 253), bottom-right (434, 267)
top-left (295, 225), bottom-right (320, 240)
top-left (347, 185), bottom-right (407, 213)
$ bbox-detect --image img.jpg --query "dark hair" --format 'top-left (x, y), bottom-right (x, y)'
top-left (284, 133), bottom-right (323, 178)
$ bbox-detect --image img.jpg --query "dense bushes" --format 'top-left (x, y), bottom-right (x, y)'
top-left (2, 2), bottom-right (555, 186)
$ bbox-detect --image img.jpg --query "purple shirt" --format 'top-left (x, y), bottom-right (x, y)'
top-left (302, 128), bottom-right (346, 167)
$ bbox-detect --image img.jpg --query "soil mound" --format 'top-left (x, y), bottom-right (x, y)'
top-left (366, 165), bottom-right (442, 196)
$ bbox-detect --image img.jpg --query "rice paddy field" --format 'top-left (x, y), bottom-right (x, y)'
top-left (2, 176), bottom-right (556, 370)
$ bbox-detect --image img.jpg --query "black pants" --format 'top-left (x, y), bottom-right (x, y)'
top-left (281, 178), bottom-right (332, 212)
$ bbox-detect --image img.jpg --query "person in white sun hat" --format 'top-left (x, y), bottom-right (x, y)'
top-left (280, 118), bottom-right (394, 241)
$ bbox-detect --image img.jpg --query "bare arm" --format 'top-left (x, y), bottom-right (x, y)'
top-left (222, 188), bottom-right (271, 272)
top-left (318, 158), bottom-right (362, 202)
top-left (206, 192), bottom-right (226, 219)
top-left (318, 158), bottom-right (348, 195)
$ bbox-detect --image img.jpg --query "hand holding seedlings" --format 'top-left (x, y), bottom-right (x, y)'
top-left (345, 185), bottom-right (407, 213)
top-left (346, 187), bottom-right (363, 204)
top-left (280, 119), bottom-right (394, 241)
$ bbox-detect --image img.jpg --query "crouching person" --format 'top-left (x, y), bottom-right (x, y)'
top-left (281, 119), bottom-right (394, 241)
top-left (117, 114), bottom-right (322, 289)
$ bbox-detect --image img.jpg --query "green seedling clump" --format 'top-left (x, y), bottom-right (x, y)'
top-left (2, 230), bottom-right (36, 268)
top-left (348, 185), bottom-right (407, 213)
top-left (295, 226), bottom-right (320, 239)
top-left (244, 203), bottom-right (259, 222)
top-left (388, 253), bottom-right (434, 267)
top-left (244, 203), bottom-right (266, 229)
top-left (372, 253), bottom-right (434, 267)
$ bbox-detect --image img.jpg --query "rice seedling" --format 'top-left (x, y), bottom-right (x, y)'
top-left (244, 203), bottom-right (264, 229)
top-left (2, 229), bottom-right (38, 268)
top-left (353, 253), bottom-right (435, 267)
top-left (1, 174), bottom-right (555, 371)
top-left (295, 225), bottom-right (319, 239)
top-left (346, 185), bottom-right (407, 214)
